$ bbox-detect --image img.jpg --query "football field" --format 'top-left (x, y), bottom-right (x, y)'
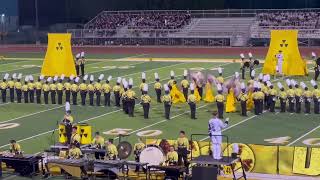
top-left (0, 52), bottom-right (319, 157)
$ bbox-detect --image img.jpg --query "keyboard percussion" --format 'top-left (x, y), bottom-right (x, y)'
top-left (46, 159), bottom-right (89, 178)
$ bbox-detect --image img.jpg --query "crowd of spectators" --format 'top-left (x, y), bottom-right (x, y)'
top-left (257, 11), bottom-right (320, 29)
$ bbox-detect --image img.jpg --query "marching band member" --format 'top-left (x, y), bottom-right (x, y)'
top-left (237, 82), bottom-right (248, 116)
top-left (246, 70), bottom-right (255, 111)
top-left (181, 70), bottom-right (189, 100)
top-left (141, 84), bottom-right (151, 119)
top-left (0, 73), bottom-right (9, 103)
top-left (95, 74), bottom-right (104, 106)
top-left (102, 76), bottom-right (112, 107)
top-left (257, 83), bottom-right (265, 114)
top-left (88, 75), bottom-right (95, 106)
top-left (240, 53), bottom-right (248, 79)
top-left (262, 75), bottom-right (269, 109)
top-left (91, 132), bottom-right (105, 159)
top-left (113, 77), bottom-right (121, 107)
top-left (68, 143), bottom-right (82, 159)
top-left (127, 78), bottom-right (136, 117)
top-left (75, 53), bottom-right (80, 76)
top-left (226, 83), bottom-right (237, 113)
top-left (162, 84), bottom-right (172, 120)
top-left (301, 82), bottom-right (312, 114)
top-left (22, 76), bottom-right (29, 103)
top-left (28, 75), bottom-right (35, 103)
top-left (63, 102), bottom-right (73, 145)
top-left (209, 111), bottom-right (228, 160)
top-left (79, 75), bottom-right (88, 106)
top-left (252, 82), bottom-right (259, 115)
top-left (267, 81), bottom-right (277, 112)
top-left (168, 71), bottom-right (175, 88)
top-left (15, 74), bottom-right (23, 103)
top-left (248, 52), bottom-right (255, 77)
top-left (71, 126), bottom-right (81, 147)
top-left (174, 131), bottom-right (189, 167)
top-left (50, 76), bottom-right (58, 104)
top-left (276, 50), bottom-right (284, 75)
top-left (56, 75), bottom-right (64, 105)
top-left (217, 67), bottom-right (224, 84)
top-left (166, 146), bottom-right (178, 166)
top-left (64, 75), bottom-right (73, 103)
top-left (8, 73), bottom-right (15, 102)
top-left (188, 83), bottom-right (196, 119)
top-left (286, 79), bottom-right (295, 113)
top-left (140, 72), bottom-right (147, 93)
top-left (9, 140), bottom-right (22, 155)
top-left (154, 73), bottom-right (162, 103)
top-left (311, 80), bottom-right (320, 114)
top-left (106, 139), bottom-right (118, 160)
top-left (42, 77), bottom-right (50, 104)
top-left (215, 84), bottom-right (225, 118)
top-left (293, 80), bottom-right (302, 113)
top-left (35, 75), bottom-right (43, 104)
top-left (80, 52), bottom-right (86, 77)
top-left (277, 82), bottom-right (287, 113)
top-left (71, 77), bottom-right (79, 105)
top-left (134, 138), bottom-right (145, 171)
top-left (121, 79), bottom-right (129, 114)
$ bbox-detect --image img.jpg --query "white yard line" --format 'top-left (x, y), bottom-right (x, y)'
top-left (287, 124), bottom-right (320, 146)
top-left (0, 105), bottom-right (64, 124)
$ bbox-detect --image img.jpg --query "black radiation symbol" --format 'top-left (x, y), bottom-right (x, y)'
top-left (56, 42), bottom-right (63, 51)
top-left (280, 40), bottom-right (288, 48)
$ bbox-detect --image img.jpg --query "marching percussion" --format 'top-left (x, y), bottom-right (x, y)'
top-left (139, 145), bottom-right (165, 166)
top-left (117, 141), bottom-right (132, 159)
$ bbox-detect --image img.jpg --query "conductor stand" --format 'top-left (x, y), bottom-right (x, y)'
top-left (190, 134), bottom-right (247, 180)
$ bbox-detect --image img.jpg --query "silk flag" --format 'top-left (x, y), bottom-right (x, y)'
top-left (41, 33), bottom-right (76, 77)
top-left (263, 30), bottom-right (307, 76)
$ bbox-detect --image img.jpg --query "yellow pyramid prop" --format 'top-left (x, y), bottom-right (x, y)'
top-left (262, 30), bottom-right (307, 76)
top-left (41, 33), bottom-right (76, 77)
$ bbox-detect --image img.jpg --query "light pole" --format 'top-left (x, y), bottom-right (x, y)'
top-left (35, 0), bottom-right (39, 43)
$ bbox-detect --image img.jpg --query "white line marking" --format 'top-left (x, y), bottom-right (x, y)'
top-left (287, 124), bottom-right (320, 146)
top-left (0, 105), bottom-right (64, 124)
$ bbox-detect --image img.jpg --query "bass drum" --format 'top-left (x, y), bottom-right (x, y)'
top-left (139, 145), bottom-right (165, 166)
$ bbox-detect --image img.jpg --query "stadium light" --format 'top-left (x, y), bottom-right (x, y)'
top-left (1, 14), bottom-right (4, 17)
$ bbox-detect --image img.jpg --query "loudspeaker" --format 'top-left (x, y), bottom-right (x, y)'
top-left (192, 166), bottom-right (218, 180)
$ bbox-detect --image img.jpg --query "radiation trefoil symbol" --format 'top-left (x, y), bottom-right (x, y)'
top-left (56, 42), bottom-right (63, 51)
top-left (280, 40), bottom-right (288, 48)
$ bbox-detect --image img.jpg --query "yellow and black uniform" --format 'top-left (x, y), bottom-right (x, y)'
top-left (174, 137), bottom-right (189, 167)
top-left (68, 147), bottom-right (82, 159)
top-left (241, 58), bottom-right (250, 79)
top-left (42, 82), bottom-right (50, 104)
top-left (252, 90), bottom-right (259, 115)
top-left (80, 58), bottom-right (86, 77)
top-left (181, 79), bottom-right (189, 100)
top-left (35, 80), bottom-right (42, 104)
top-left (287, 88), bottom-right (295, 113)
top-left (261, 84), bottom-right (269, 109)
top-left (278, 89), bottom-right (287, 113)
top-left (217, 76), bottom-right (224, 84)
top-left (304, 89), bottom-right (313, 114)
top-left (7, 79), bottom-right (15, 102)
top-left (215, 93), bottom-right (225, 118)
top-left (141, 94), bottom-right (151, 119)
top-left (154, 81), bottom-right (162, 103)
top-left (88, 83), bottom-right (95, 106)
top-left (257, 90), bottom-right (265, 114)
top-left (161, 93), bottom-right (172, 119)
top-left (237, 92), bottom-right (248, 116)
top-left (133, 142), bottom-right (145, 171)
top-left (50, 82), bottom-right (57, 104)
top-left (139, 82), bottom-right (146, 92)
top-left (314, 60), bottom-right (320, 81)
top-left (187, 93), bottom-right (196, 119)
top-left (64, 114), bottom-right (74, 124)
top-left (64, 81), bottom-right (72, 102)
top-left (91, 135), bottom-right (105, 159)
top-left (75, 58), bottom-right (80, 76)
top-left (268, 88), bottom-right (277, 112)
top-left (127, 89), bottom-right (136, 117)
top-left (121, 88), bottom-right (128, 114)
top-left (102, 83), bottom-right (112, 106)
top-left (168, 79), bottom-right (174, 88)
top-left (113, 84), bottom-right (121, 107)
top-left (15, 80), bottom-right (22, 103)
top-left (71, 82), bottom-right (78, 105)
top-left (166, 151), bottom-right (178, 166)
top-left (0, 80), bottom-right (8, 103)
top-left (294, 87), bottom-right (303, 113)
top-left (56, 81), bottom-right (64, 105)
top-left (10, 143), bottom-right (22, 155)
top-left (106, 144), bottom-right (118, 160)
top-left (27, 81), bottom-right (35, 103)
top-left (313, 88), bottom-right (320, 114)
top-left (94, 81), bottom-right (102, 106)
top-left (79, 82), bottom-right (87, 106)
top-left (22, 82), bottom-right (29, 103)
top-left (71, 132), bottom-right (81, 146)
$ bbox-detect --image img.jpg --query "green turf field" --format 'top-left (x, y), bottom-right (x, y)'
top-left (0, 52), bottom-right (319, 159)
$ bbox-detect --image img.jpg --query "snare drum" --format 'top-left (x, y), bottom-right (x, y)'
top-left (139, 145), bottom-right (165, 166)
